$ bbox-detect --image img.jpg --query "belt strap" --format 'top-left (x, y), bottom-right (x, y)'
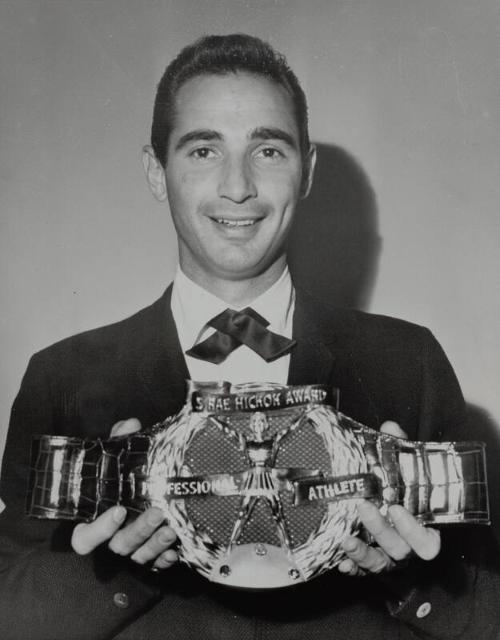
top-left (27, 420), bottom-right (489, 525)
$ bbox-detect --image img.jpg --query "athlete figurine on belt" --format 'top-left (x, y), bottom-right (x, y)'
top-left (218, 411), bottom-right (294, 551)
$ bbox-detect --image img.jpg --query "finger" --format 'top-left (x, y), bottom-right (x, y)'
top-left (130, 526), bottom-right (177, 565)
top-left (389, 505), bottom-right (441, 560)
top-left (152, 548), bottom-right (179, 571)
top-left (342, 535), bottom-right (394, 573)
top-left (358, 501), bottom-right (412, 561)
top-left (72, 506), bottom-right (127, 555)
top-left (338, 557), bottom-right (361, 576)
top-left (380, 420), bottom-right (408, 440)
top-left (110, 418), bottom-right (142, 438)
top-left (108, 507), bottom-right (165, 556)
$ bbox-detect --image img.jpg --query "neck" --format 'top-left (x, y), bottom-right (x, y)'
top-left (180, 262), bottom-right (288, 307)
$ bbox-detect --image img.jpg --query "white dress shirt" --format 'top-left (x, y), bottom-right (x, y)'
top-left (171, 266), bottom-right (295, 384)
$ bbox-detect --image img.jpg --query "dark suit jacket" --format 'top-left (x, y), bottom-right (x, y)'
top-left (0, 287), bottom-right (499, 640)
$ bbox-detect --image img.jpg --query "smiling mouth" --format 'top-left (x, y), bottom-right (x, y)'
top-left (214, 218), bottom-right (260, 227)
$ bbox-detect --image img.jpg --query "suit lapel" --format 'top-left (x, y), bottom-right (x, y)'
top-left (288, 290), bottom-right (335, 386)
top-left (137, 286), bottom-right (190, 419)
top-left (288, 289), bottom-right (379, 427)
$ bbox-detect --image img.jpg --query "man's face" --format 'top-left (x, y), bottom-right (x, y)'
top-left (148, 72), bottom-right (314, 288)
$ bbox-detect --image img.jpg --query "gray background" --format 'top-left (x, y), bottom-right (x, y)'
top-left (1, 0), bottom-right (499, 466)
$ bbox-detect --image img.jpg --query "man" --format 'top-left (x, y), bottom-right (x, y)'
top-left (0, 34), bottom-right (499, 640)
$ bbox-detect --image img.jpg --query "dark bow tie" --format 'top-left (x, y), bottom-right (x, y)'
top-left (185, 307), bottom-right (296, 364)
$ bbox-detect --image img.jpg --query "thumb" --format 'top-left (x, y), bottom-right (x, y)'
top-left (110, 417), bottom-right (142, 438)
top-left (380, 420), bottom-right (408, 440)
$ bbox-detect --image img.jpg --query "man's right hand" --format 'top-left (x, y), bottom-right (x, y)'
top-left (71, 418), bottom-right (178, 572)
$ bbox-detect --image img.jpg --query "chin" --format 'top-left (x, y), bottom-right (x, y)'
top-left (214, 264), bottom-right (263, 281)
top-left (211, 254), bottom-right (267, 280)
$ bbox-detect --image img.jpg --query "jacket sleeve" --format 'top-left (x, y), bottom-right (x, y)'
top-left (0, 353), bottom-right (162, 640)
top-left (382, 329), bottom-right (500, 639)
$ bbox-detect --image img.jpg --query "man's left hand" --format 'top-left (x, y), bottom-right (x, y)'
top-left (338, 421), bottom-right (441, 576)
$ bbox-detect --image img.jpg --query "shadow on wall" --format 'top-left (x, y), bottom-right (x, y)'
top-left (288, 143), bottom-right (500, 543)
top-left (287, 143), bottom-right (381, 310)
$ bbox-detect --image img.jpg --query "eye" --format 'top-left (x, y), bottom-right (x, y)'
top-left (190, 147), bottom-right (217, 161)
top-left (255, 146), bottom-right (285, 161)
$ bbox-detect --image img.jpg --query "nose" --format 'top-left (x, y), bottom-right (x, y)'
top-left (217, 155), bottom-right (257, 203)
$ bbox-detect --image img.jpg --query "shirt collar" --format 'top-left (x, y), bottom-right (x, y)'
top-left (171, 266), bottom-right (295, 350)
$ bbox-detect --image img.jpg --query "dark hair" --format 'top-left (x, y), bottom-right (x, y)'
top-left (151, 34), bottom-right (310, 166)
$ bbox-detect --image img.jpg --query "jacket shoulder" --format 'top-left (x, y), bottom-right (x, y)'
top-left (299, 289), bottom-right (432, 349)
top-left (31, 293), bottom-right (168, 373)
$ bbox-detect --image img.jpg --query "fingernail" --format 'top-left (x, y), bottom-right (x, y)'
top-left (343, 537), bottom-right (358, 552)
top-left (113, 506), bottom-right (127, 523)
top-left (130, 551), bottom-right (143, 564)
top-left (164, 549), bottom-right (178, 562)
top-left (339, 559), bottom-right (353, 573)
top-left (147, 510), bottom-right (165, 527)
top-left (388, 504), bottom-right (406, 522)
top-left (159, 530), bottom-right (174, 544)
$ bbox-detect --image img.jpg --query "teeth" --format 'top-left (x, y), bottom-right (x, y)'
top-left (216, 219), bottom-right (256, 227)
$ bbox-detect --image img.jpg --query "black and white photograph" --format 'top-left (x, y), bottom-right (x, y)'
top-left (1, 1), bottom-right (499, 638)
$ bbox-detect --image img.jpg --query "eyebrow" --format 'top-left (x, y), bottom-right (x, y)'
top-left (249, 127), bottom-right (297, 149)
top-left (174, 127), bottom-right (298, 152)
top-left (174, 129), bottom-right (222, 151)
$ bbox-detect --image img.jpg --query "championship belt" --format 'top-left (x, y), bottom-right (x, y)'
top-left (27, 382), bottom-right (489, 589)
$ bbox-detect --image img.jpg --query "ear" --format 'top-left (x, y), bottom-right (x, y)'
top-left (142, 145), bottom-right (167, 202)
top-left (300, 144), bottom-right (317, 199)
